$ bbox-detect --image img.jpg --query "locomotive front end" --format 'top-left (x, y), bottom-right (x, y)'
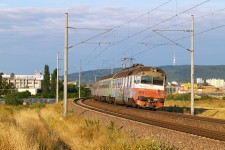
top-left (133, 67), bottom-right (166, 109)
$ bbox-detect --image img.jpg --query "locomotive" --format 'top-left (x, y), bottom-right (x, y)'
top-left (91, 64), bottom-right (166, 109)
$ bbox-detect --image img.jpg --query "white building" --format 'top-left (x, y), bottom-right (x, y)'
top-left (206, 78), bottom-right (224, 88)
top-left (196, 78), bottom-right (204, 84)
top-left (2, 72), bottom-right (43, 95)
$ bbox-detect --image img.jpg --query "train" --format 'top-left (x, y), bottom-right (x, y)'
top-left (91, 64), bottom-right (166, 109)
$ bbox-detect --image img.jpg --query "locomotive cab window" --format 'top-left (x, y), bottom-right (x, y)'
top-left (153, 77), bottom-right (164, 85)
top-left (134, 76), bottom-right (141, 84)
top-left (141, 76), bottom-right (153, 84)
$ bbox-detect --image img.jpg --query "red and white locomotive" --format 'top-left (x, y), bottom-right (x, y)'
top-left (91, 64), bottom-right (166, 109)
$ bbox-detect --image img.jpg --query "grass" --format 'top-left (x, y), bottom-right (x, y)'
top-left (0, 103), bottom-right (174, 150)
top-left (165, 99), bottom-right (225, 119)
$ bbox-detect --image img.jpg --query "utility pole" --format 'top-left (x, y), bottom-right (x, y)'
top-left (63, 13), bottom-right (68, 117)
top-left (79, 60), bottom-right (81, 98)
top-left (122, 52), bottom-right (126, 69)
top-left (153, 15), bottom-right (195, 115)
top-left (191, 15), bottom-right (195, 115)
top-left (56, 52), bottom-right (59, 103)
top-left (111, 66), bottom-right (113, 74)
top-left (121, 52), bottom-right (135, 68)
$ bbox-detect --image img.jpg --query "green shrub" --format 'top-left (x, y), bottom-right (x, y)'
top-left (4, 91), bottom-right (31, 105)
top-left (17, 91), bottom-right (31, 98)
top-left (4, 93), bottom-right (22, 105)
top-left (199, 94), bottom-right (213, 100)
top-left (68, 93), bottom-right (76, 98)
top-left (166, 93), bottom-right (191, 101)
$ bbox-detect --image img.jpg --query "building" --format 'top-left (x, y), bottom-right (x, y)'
top-left (206, 78), bottom-right (224, 88)
top-left (2, 72), bottom-right (43, 95)
top-left (196, 78), bottom-right (204, 84)
top-left (166, 81), bottom-right (179, 93)
top-left (179, 82), bottom-right (198, 94)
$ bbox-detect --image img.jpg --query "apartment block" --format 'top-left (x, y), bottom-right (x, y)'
top-left (2, 72), bottom-right (43, 95)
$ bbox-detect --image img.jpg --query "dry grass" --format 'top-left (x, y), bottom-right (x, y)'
top-left (201, 86), bottom-right (223, 94)
top-left (197, 110), bottom-right (225, 119)
top-left (165, 99), bottom-right (225, 119)
top-left (0, 103), bottom-right (174, 150)
top-left (165, 99), bottom-right (225, 109)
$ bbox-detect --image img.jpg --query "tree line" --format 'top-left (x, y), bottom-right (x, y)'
top-left (41, 64), bottom-right (91, 99)
top-left (0, 72), bottom-right (15, 95)
top-left (0, 64), bottom-right (91, 105)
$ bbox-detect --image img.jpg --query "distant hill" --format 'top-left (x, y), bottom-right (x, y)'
top-left (67, 68), bottom-right (121, 84)
top-left (160, 65), bottom-right (225, 82)
top-left (67, 65), bottom-right (225, 84)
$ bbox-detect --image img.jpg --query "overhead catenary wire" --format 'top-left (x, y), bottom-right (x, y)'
top-left (117, 1), bottom-right (225, 61)
top-left (79, 0), bottom-right (211, 69)
top-left (67, 0), bottom-right (225, 73)
top-left (166, 7), bottom-right (225, 30)
top-left (69, 27), bottom-right (110, 30)
top-left (107, 0), bottom-right (210, 49)
top-left (68, 0), bottom-right (173, 50)
top-left (153, 30), bottom-right (191, 51)
top-left (130, 23), bottom-right (225, 58)
top-left (109, 0), bottom-right (173, 30)
top-left (68, 29), bottom-right (112, 49)
top-left (127, 6), bottom-right (225, 53)
top-left (95, 0), bottom-right (212, 66)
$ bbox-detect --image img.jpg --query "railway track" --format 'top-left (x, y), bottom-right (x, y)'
top-left (74, 98), bottom-right (225, 142)
top-left (82, 99), bottom-right (225, 131)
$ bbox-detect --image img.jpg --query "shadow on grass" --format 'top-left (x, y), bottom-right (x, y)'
top-left (162, 105), bottom-right (207, 114)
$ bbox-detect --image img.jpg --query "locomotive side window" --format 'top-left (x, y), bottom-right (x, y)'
top-left (141, 76), bottom-right (153, 84)
top-left (113, 79), bottom-right (117, 88)
top-left (134, 76), bottom-right (141, 84)
top-left (130, 76), bottom-right (132, 87)
top-left (153, 77), bottom-right (164, 85)
top-left (118, 78), bottom-right (122, 88)
top-left (113, 78), bottom-right (123, 88)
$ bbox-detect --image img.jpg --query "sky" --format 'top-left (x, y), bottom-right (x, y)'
top-left (0, 0), bottom-right (225, 75)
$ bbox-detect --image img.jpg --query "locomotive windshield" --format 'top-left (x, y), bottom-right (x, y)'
top-left (153, 77), bottom-right (164, 85)
top-left (141, 76), bottom-right (164, 85)
top-left (141, 76), bottom-right (153, 84)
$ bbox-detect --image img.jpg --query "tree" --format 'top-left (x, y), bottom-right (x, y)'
top-left (10, 73), bottom-right (15, 78)
top-left (42, 65), bottom-right (50, 97)
top-left (1, 78), bottom-right (14, 95)
top-left (50, 68), bottom-right (57, 97)
top-left (0, 73), bottom-right (2, 95)
top-left (5, 91), bottom-right (31, 105)
top-left (81, 84), bottom-right (91, 98)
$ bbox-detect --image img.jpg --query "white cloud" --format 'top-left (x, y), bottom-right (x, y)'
top-left (0, 1), bottom-right (225, 74)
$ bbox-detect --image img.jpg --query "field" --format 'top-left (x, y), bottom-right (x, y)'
top-left (164, 99), bottom-right (225, 119)
top-left (164, 85), bottom-right (225, 119)
top-left (0, 103), bottom-right (174, 150)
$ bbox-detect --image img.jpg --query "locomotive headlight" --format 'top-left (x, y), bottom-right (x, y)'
top-left (153, 98), bottom-right (159, 101)
top-left (138, 91), bottom-right (144, 94)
